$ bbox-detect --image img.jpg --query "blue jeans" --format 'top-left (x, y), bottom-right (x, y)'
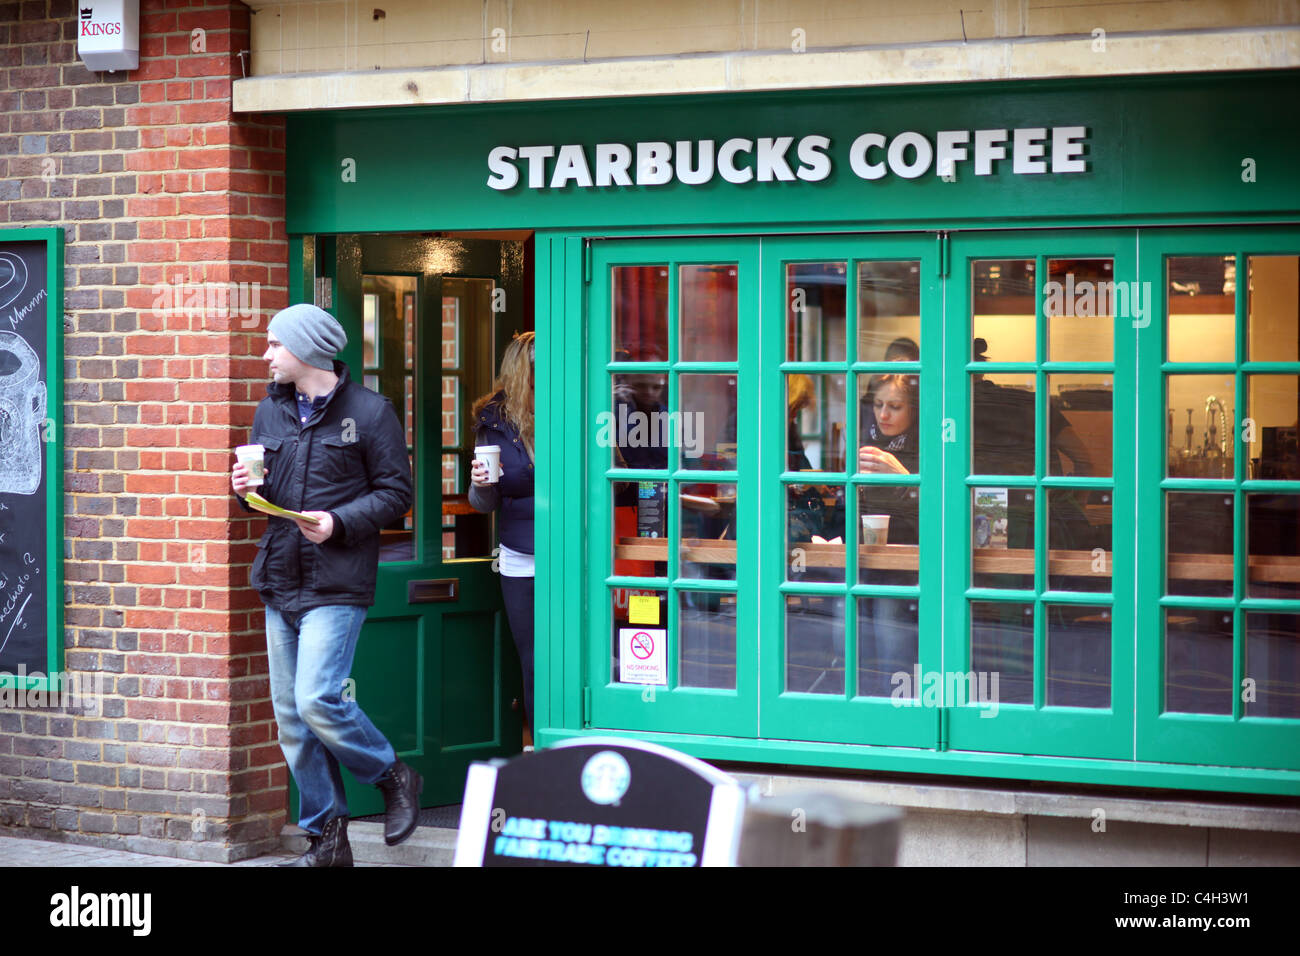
top-left (264, 605), bottom-right (396, 835)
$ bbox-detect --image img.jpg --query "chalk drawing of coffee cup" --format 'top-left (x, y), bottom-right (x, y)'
top-left (0, 331), bottom-right (45, 495)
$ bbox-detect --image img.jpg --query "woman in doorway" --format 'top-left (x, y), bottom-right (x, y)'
top-left (857, 372), bottom-right (921, 697)
top-left (469, 332), bottom-right (536, 744)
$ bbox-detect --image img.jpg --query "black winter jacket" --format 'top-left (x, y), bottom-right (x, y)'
top-left (243, 361), bottom-right (413, 612)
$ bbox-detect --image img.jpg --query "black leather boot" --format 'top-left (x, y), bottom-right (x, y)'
top-left (280, 815), bottom-right (354, 867)
top-left (375, 759), bottom-right (423, 846)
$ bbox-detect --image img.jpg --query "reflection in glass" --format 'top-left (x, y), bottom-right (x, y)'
top-left (972, 259), bottom-right (1036, 361)
top-left (1046, 605), bottom-right (1111, 708)
top-left (1046, 258), bottom-right (1115, 362)
top-left (1050, 374), bottom-right (1111, 477)
top-left (1248, 375), bottom-right (1300, 481)
top-left (611, 588), bottom-right (667, 683)
top-left (1165, 608), bottom-right (1233, 715)
top-left (610, 373), bottom-right (669, 470)
top-left (858, 484), bottom-right (918, 586)
top-left (1247, 495), bottom-right (1300, 601)
top-left (680, 484), bottom-right (736, 583)
top-left (972, 373), bottom-right (1036, 476)
top-left (1167, 256), bottom-right (1234, 363)
top-left (679, 373), bottom-right (737, 470)
top-left (1166, 374), bottom-right (1235, 478)
top-left (1248, 255), bottom-right (1299, 364)
top-left (680, 591), bottom-right (737, 689)
top-left (858, 261), bottom-right (921, 361)
top-left (786, 482), bottom-right (845, 584)
top-left (787, 262), bottom-right (846, 361)
top-left (612, 481), bottom-right (667, 578)
top-left (787, 373), bottom-right (846, 472)
top-left (680, 264), bottom-right (738, 362)
top-left (857, 596), bottom-right (918, 698)
top-left (1245, 613), bottom-right (1300, 719)
top-left (972, 487), bottom-right (1035, 591)
top-left (1166, 492), bottom-right (1233, 598)
top-left (786, 593), bottom-right (844, 694)
top-left (1048, 489), bottom-right (1109, 592)
top-left (613, 265), bottom-right (669, 361)
top-left (971, 601), bottom-right (1034, 705)
top-left (858, 372), bottom-right (920, 475)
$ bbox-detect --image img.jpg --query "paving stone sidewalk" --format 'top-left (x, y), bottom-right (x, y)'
top-left (0, 833), bottom-right (298, 867)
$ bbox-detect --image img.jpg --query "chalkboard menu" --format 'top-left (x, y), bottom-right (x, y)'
top-left (0, 230), bottom-right (61, 679)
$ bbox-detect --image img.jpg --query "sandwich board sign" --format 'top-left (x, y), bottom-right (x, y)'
top-left (453, 737), bottom-right (749, 867)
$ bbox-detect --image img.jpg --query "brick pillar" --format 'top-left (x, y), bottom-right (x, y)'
top-left (0, 0), bottom-right (289, 861)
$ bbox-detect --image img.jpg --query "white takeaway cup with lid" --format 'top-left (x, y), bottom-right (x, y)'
top-left (235, 444), bottom-right (266, 487)
top-left (474, 445), bottom-right (502, 483)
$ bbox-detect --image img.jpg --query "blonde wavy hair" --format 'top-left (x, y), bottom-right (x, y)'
top-left (472, 331), bottom-right (535, 461)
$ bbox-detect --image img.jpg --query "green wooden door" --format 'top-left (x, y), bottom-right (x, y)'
top-left (1135, 226), bottom-right (1300, 771)
top-left (943, 230), bottom-right (1137, 759)
top-left (759, 234), bottom-right (942, 747)
top-left (316, 234), bottom-right (525, 816)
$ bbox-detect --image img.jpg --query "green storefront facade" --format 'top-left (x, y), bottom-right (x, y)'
top-left (283, 69), bottom-right (1300, 799)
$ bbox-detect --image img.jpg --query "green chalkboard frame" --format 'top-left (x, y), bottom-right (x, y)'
top-left (0, 227), bottom-right (64, 699)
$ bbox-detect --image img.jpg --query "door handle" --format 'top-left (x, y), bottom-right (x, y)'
top-left (408, 578), bottom-right (459, 603)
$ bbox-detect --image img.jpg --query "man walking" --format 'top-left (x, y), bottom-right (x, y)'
top-left (231, 303), bottom-right (421, 867)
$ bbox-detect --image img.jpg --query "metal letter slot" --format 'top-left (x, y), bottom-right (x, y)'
top-left (408, 578), bottom-right (458, 603)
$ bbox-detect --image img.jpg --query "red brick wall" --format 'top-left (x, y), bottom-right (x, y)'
top-left (0, 0), bottom-right (288, 861)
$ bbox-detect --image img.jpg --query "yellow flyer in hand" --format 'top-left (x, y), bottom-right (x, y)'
top-left (245, 491), bottom-right (320, 524)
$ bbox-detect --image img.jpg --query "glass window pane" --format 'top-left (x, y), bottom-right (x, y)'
top-left (613, 265), bottom-right (668, 361)
top-left (857, 596), bottom-right (918, 699)
top-left (680, 483), bottom-right (736, 582)
top-left (973, 487), bottom-right (1035, 590)
top-left (1050, 373), bottom-right (1111, 478)
top-left (859, 484), bottom-right (918, 586)
top-left (1046, 605), bottom-right (1111, 708)
top-left (440, 453), bottom-right (492, 560)
top-left (787, 262), bottom-right (846, 361)
top-left (1165, 608), bottom-right (1233, 715)
top-left (786, 593), bottom-right (844, 695)
top-left (971, 601), bottom-right (1034, 706)
top-left (858, 261), bottom-right (921, 361)
top-left (679, 373), bottom-right (737, 470)
top-left (679, 264), bottom-right (737, 362)
top-left (1166, 374), bottom-right (1235, 478)
top-left (786, 483), bottom-right (845, 584)
top-left (1245, 612), bottom-right (1300, 719)
top-left (611, 588), bottom-right (667, 684)
top-left (972, 259), bottom-right (1036, 361)
top-left (787, 373), bottom-right (846, 472)
top-left (1248, 255), bottom-right (1299, 364)
top-left (440, 294), bottom-right (457, 368)
top-left (1248, 374), bottom-right (1300, 480)
top-left (612, 481), bottom-right (667, 578)
top-left (1167, 255), bottom-right (1235, 363)
top-left (1046, 258), bottom-right (1114, 362)
top-left (1247, 494), bottom-right (1300, 601)
top-left (858, 372), bottom-right (919, 475)
top-left (610, 373), bottom-right (669, 470)
top-left (972, 372), bottom-right (1036, 476)
top-left (1048, 489), bottom-right (1110, 592)
top-left (680, 591), bottom-right (736, 690)
top-left (1166, 492), bottom-right (1234, 598)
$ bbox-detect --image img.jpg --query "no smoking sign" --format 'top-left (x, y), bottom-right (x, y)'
top-left (619, 627), bottom-right (666, 685)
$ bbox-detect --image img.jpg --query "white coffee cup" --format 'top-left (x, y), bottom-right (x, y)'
top-left (236, 444), bottom-right (266, 487)
top-left (861, 514), bottom-right (890, 545)
top-left (474, 445), bottom-right (502, 484)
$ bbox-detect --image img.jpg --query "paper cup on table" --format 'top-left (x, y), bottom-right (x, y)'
top-left (235, 444), bottom-right (265, 487)
top-left (474, 445), bottom-right (502, 483)
top-left (861, 514), bottom-right (890, 545)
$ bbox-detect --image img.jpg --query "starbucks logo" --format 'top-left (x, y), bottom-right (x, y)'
top-left (580, 751), bottom-right (631, 806)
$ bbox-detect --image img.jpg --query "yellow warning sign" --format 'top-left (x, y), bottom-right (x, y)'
top-left (628, 594), bottom-right (659, 625)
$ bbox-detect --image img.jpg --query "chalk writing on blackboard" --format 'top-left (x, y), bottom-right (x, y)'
top-left (0, 331), bottom-right (45, 495)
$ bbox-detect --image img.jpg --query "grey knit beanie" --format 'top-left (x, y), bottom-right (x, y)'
top-left (268, 303), bottom-right (348, 371)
